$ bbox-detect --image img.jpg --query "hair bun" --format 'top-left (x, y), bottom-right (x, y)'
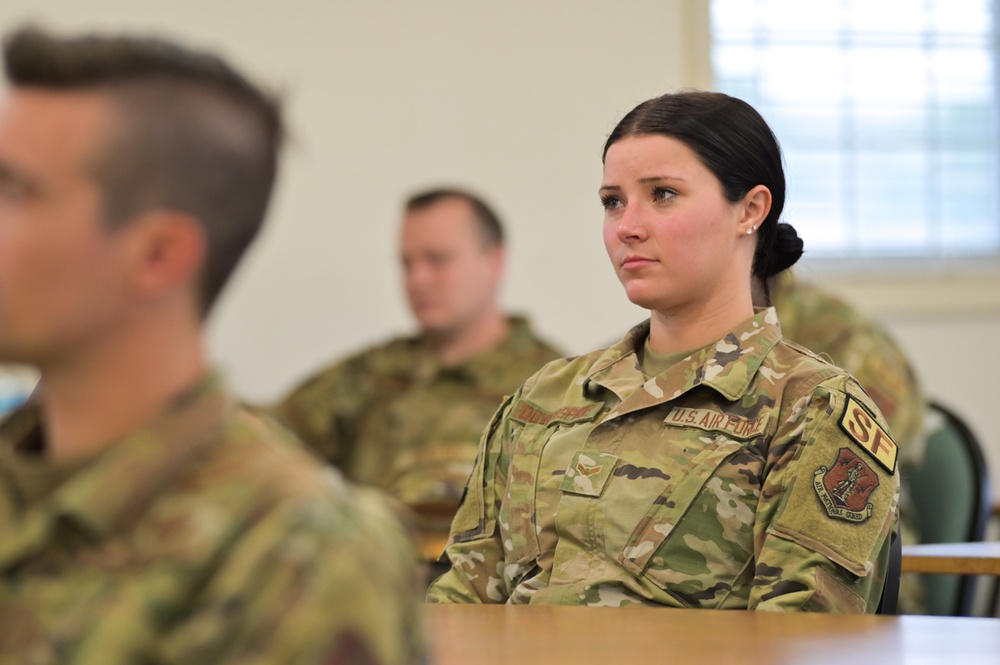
top-left (768, 222), bottom-right (804, 276)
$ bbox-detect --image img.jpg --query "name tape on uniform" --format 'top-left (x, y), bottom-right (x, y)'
top-left (664, 407), bottom-right (770, 440)
top-left (510, 400), bottom-right (603, 427)
top-left (838, 396), bottom-right (897, 474)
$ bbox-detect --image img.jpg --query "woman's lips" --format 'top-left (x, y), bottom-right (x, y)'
top-left (621, 255), bottom-right (656, 270)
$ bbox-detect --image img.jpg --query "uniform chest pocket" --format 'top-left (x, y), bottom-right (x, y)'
top-left (501, 423), bottom-right (554, 565)
top-left (619, 435), bottom-right (761, 608)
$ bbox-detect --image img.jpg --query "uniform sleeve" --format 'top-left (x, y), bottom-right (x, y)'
top-left (425, 394), bottom-right (516, 604)
top-left (271, 359), bottom-right (367, 469)
top-left (750, 379), bottom-right (899, 613)
top-left (157, 485), bottom-right (427, 664)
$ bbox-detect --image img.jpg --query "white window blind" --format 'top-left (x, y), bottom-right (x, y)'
top-left (711, 0), bottom-right (999, 258)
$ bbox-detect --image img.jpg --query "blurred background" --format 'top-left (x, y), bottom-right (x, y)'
top-left (0, 0), bottom-right (997, 493)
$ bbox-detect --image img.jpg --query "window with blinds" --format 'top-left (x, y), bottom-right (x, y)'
top-left (711, 0), bottom-right (998, 259)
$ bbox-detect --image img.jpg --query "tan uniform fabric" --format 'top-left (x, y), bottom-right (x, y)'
top-left (274, 316), bottom-right (563, 515)
top-left (0, 375), bottom-right (425, 664)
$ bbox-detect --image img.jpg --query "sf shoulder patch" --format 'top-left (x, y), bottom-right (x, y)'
top-left (838, 396), bottom-right (897, 473)
top-left (813, 448), bottom-right (880, 523)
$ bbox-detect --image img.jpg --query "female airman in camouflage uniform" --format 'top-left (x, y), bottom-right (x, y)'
top-left (427, 92), bottom-right (898, 612)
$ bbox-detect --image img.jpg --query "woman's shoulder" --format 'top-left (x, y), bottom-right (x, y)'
top-left (768, 335), bottom-right (855, 386)
top-left (765, 337), bottom-right (891, 430)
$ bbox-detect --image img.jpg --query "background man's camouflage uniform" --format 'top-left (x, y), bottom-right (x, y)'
top-left (275, 317), bottom-right (562, 516)
top-left (0, 377), bottom-right (425, 664)
top-left (771, 273), bottom-right (924, 454)
top-left (428, 309), bottom-right (898, 612)
top-left (771, 272), bottom-right (926, 612)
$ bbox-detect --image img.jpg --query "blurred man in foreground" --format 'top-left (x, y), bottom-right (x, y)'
top-left (0, 26), bottom-right (423, 663)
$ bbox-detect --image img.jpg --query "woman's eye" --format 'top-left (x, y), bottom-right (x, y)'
top-left (600, 195), bottom-right (622, 212)
top-left (652, 187), bottom-right (676, 203)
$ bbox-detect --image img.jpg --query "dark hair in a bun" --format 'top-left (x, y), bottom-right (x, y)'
top-left (603, 90), bottom-right (803, 303)
top-left (757, 222), bottom-right (804, 279)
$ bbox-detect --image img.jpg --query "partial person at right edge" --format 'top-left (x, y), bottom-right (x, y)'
top-left (428, 91), bottom-right (899, 612)
top-left (769, 272), bottom-right (927, 613)
top-left (274, 189), bottom-right (563, 526)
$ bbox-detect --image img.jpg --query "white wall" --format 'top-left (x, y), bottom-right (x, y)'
top-left (0, 0), bottom-right (708, 398)
top-left (1, 1), bottom-right (998, 498)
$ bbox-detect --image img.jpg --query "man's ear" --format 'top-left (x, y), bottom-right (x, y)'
top-left (125, 211), bottom-right (206, 299)
top-left (487, 244), bottom-right (506, 283)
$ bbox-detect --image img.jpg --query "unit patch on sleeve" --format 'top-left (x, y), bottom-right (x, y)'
top-left (838, 396), bottom-right (897, 473)
top-left (813, 448), bottom-right (880, 523)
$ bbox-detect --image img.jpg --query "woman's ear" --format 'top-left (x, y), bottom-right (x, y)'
top-left (738, 185), bottom-right (772, 235)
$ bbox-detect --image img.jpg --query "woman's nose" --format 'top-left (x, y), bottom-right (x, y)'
top-left (616, 204), bottom-right (647, 242)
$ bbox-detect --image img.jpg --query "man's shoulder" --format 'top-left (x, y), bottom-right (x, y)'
top-left (163, 404), bottom-right (411, 544)
top-left (200, 406), bottom-right (345, 497)
top-left (319, 334), bottom-right (426, 376)
top-left (505, 316), bottom-right (564, 358)
top-left (278, 334), bottom-right (425, 400)
top-left (775, 278), bottom-right (887, 347)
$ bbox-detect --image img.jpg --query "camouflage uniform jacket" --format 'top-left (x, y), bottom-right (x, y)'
top-left (274, 316), bottom-right (563, 512)
top-left (0, 375), bottom-right (425, 665)
top-left (427, 309), bottom-right (899, 612)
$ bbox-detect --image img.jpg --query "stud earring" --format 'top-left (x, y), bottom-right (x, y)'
top-left (746, 228), bottom-right (753, 235)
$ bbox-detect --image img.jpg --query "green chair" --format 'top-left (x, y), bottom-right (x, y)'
top-left (876, 528), bottom-right (902, 614)
top-left (907, 400), bottom-right (991, 616)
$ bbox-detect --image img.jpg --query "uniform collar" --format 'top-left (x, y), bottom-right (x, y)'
top-left (0, 373), bottom-right (231, 542)
top-left (585, 308), bottom-right (783, 412)
top-left (412, 316), bottom-right (538, 388)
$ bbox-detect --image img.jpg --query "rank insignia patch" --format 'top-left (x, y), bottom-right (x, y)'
top-left (813, 448), bottom-right (880, 523)
top-left (560, 451), bottom-right (619, 497)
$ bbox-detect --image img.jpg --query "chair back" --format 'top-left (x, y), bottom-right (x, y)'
top-left (876, 527), bottom-right (902, 614)
top-left (907, 400), bottom-right (991, 615)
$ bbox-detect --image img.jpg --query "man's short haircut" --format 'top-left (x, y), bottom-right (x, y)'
top-left (2, 26), bottom-right (284, 315)
top-left (404, 188), bottom-right (504, 248)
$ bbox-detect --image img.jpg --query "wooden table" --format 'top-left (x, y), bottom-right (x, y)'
top-left (427, 604), bottom-right (1000, 665)
top-left (901, 541), bottom-right (1000, 575)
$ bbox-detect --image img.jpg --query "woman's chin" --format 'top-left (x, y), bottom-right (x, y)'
top-left (622, 285), bottom-right (667, 312)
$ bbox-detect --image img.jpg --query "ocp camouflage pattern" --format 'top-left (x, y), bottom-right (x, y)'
top-left (274, 317), bottom-right (563, 513)
top-left (771, 273), bottom-right (925, 612)
top-left (428, 308), bottom-right (898, 612)
top-left (771, 273), bottom-right (924, 458)
top-left (0, 376), bottom-right (425, 664)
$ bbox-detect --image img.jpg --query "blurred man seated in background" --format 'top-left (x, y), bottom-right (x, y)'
top-left (770, 271), bottom-right (926, 613)
top-left (275, 189), bottom-right (563, 528)
top-left (0, 26), bottom-right (423, 663)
